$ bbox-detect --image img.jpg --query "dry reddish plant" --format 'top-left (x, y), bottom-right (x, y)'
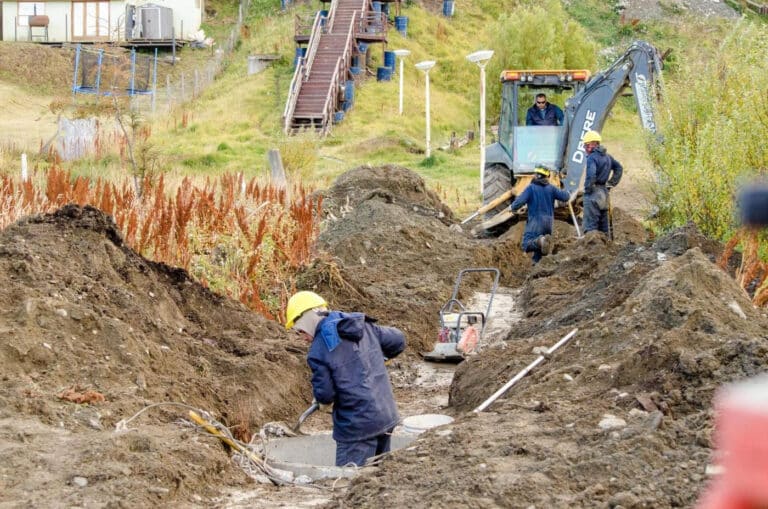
top-left (718, 228), bottom-right (768, 306)
top-left (0, 164), bottom-right (321, 322)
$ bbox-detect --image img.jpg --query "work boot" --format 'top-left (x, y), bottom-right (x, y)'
top-left (538, 234), bottom-right (553, 256)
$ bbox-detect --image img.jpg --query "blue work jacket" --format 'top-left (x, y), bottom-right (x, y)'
top-left (585, 146), bottom-right (623, 194)
top-left (308, 311), bottom-right (405, 442)
top-left (511, 178), bottom-right (571, 238)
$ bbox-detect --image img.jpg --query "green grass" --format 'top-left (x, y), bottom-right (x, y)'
top-left (2, 0), bottom-right (751, 222)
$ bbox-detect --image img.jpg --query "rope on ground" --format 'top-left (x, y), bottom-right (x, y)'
top-left (114, 401), bottom-right (309, 486)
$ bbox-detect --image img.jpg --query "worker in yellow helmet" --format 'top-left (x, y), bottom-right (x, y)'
top-left (582, 130), bottom-right (623, 236)
top-left (510, 166), bottom-right (571, 264)
top-left (285, 290), bottom-right (405, 467)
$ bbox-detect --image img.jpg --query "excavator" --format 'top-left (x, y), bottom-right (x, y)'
top-left (471, 40), bottom-right (664, 236)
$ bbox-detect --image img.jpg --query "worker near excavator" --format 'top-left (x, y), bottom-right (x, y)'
top-left (510, 166), bottom-right (571, 264)
top-left (526, 93), bottom-right (564, 126)
top-left (285, 291), bottom-right (406, 467)
top-left (582, 130), bottom-right (623, 235)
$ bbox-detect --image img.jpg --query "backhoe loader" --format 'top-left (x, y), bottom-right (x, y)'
top-left (472, 40), bottom-right (664, 236)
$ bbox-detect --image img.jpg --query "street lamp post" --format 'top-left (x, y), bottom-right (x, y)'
top-left (393, 49), bottom-right (411, 115)
top-left (415, 60), bottom-right (436, 158)
top-left (466, 50), bottom-right (494, 193)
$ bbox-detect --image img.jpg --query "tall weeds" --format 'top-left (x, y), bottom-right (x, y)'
top-left (0, 165), bottom-right (321, 322)
top-left (653, 21), bottom-right (768, 303)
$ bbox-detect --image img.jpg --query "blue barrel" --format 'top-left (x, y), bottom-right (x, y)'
top-left (344, 80), bottom-right (355, 104)
top-left (443, 0), bottom-right (454, 16)
top-left (357, 42), bottom-right (368, 55)
top-left (293, 47), bottom-right (307, 69)
top-left (394, 16), bottom-right (408, 37)
top-left (372, 1), bottom-right (382, 12)
top-left (384, 50), bottom-right (396, 71)
top-left (376, 66), bottom-right (392, 81)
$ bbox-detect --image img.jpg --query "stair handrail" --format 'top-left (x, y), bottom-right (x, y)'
top-left (303, 11), bottom-right (324, 81)
top-left (283, 58), bottom-right (306, 134)
top-left (320, 13), bottom-right (357, 135)
top-left (320, 56), bottom-right (344, 135)
top-left (356, 10), bottom-right (387, 38)
top-left (326, 0), bottom-right (339, 33)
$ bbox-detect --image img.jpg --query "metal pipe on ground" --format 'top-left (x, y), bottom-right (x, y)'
top-left (473, 328), bottom-right (578, 413)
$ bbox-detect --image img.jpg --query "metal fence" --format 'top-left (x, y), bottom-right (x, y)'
top-left (106, 0), bottom-right (251, 117)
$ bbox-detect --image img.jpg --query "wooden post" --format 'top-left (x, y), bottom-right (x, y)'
top-left (267, 148), bottom-right (290, 201)
top-left (21, 153), bottom-right (28, 182)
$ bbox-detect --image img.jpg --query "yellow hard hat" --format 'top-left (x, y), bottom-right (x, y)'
top-left (534, 167), bottom-right (550, 177)
top-left (583, 130), bottom-right (602, 144)
top-left (285, 291), bottom-right (327, 330)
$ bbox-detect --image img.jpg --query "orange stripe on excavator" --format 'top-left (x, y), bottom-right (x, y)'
top-left (501, 69), bottom-right (591, 81)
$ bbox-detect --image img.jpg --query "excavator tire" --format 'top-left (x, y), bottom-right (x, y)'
top-left (482, 164), bottom-right (516, 236)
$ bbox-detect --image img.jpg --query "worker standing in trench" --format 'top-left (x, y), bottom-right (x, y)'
top-left (582, 130), bottom-right (623, 235)
top-left (285, 291), bottom-right (406, 467)
top-left (510, 166), bottom-right (572, 264)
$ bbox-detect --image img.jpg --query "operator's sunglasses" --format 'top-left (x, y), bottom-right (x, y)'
top-left (536, 100), bottom-right (546, 104)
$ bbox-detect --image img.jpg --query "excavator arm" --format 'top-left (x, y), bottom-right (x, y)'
top-left (560, 40), bottom-right (663, 195)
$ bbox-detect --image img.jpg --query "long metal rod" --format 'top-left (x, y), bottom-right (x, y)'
top-left (568, 201), bottom-right (582, 238)
top-left (473, 328), bottom-right (578, 413)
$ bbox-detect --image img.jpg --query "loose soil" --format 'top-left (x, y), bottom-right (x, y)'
top-left (1, 162), bottom-right (765, 508)
top-left (0, 2), bottom-right (760, 506)
top-left (0, 205), bottom-right (313, 507)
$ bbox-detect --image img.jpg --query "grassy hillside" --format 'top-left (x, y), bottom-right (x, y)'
top-left (141, 0), bottom-right (662, 213)
top-left (0, 0), bottom-right (758, 220)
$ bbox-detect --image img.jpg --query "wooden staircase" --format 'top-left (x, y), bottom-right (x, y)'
top-left (283, 0), bottom-right (388, 135)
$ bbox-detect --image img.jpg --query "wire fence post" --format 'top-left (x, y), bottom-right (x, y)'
top-left (166, 75), bottom-right (171, 111)
top-left (152, 48), bottom-right (158, 114)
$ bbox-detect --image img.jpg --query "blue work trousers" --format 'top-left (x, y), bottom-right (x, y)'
top-left (583, 188), bottom-right (610, 234)
top-left (521, 232), bottom-right (544, 263)
top-left (335, 428), bottom-right (394, 467)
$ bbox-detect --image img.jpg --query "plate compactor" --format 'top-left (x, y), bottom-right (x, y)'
top-left (423, 268), bottom-right (500, 363)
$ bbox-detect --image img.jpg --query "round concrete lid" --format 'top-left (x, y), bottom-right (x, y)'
top-left (401, 414), bottom-right (454, 434)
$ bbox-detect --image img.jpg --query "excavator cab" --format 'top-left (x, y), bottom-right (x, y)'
top-left (474, 41), bottom-right (664, 237)
top-left (478, 70), bottom-right (590, 236)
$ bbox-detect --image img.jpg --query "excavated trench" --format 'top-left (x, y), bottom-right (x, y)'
top-left (223, 288), bottom-right (521, 506)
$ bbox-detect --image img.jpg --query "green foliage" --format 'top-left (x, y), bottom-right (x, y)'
top-left (277, 133), bottom-right (320, 181)
top-left (652, 22), bottom-right (768, 240)
top-left (419, 154), bottom-right (445, 168)
top-left (485, 0), bottom-right (597, 118)
top-left (563, 0), bottom-right (623, 45)
top-left (183, 153), bottom-right (223, 168)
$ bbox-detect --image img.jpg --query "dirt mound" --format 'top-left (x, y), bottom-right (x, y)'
top-left (319, 164), bottom-right (455, 223)
top-left (0, 205), bottom-right (311, 507)
top-left (304, 165), bottom-right (500, 354)
top-left (338, 226), bottom-right (768, 508)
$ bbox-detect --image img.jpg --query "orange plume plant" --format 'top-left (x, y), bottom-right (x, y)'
top-left (0, 164), bottom-right (321, 321)
top-left (718, 228), bottom-right (768, 307)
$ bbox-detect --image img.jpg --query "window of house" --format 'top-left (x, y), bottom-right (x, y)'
top-left (18, 2), bottom-right (45, 26)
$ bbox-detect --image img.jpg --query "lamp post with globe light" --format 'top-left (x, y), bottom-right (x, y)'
top-left (466, 50), bottom-right (494, 193)
top-left (393, 49), bottom-right (411, 115)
